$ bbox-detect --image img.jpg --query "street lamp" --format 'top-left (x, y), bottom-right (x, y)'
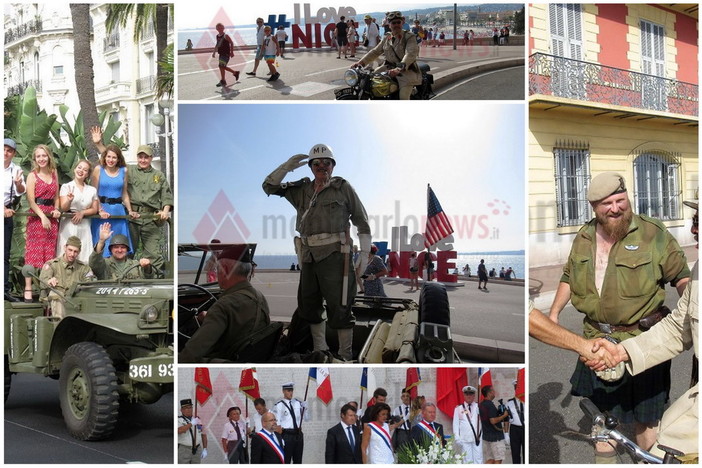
top-left (149, 99), bottom-right (173, 185)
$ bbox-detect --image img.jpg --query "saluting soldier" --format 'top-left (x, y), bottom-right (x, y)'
top-left (178, 245), bottom-right (271, 363)
top-left (263, 144), bottom-right (372, 361)
top-left (126, 145), bottom-right (173, 275)
top-left (39, 236), bottom-right (94, 318)
top-left (89, 222), bottom-right (154, 280)
top-left (178, 398), bottom-right (208, 463)
top-left (272, 382), bottom-right (308, 463)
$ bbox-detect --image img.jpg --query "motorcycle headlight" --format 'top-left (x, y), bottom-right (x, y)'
top-left (344, 69), bottom-right (359, 87)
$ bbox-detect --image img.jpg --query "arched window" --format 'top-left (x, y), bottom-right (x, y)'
top-left (52, 45), bottom-right (64, 76)
top-left (633, 151), bottom-right (681, 220)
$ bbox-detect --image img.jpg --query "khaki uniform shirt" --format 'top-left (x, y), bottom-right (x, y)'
top-left (179, 281), bottom-right (270, 363)
top-left (127, 165), bottom-right (173, 224)
top-left (622, 262), bottom-right (698, 458)
top-left (361, 30), bottom-right (422, 87)
top-left (39, 256), bottom-right (94, 300)
top-left (561, 214), bottom-right (690, 340)
top-left (88, 251), bottom-right (154, 280)
top-left (263, 176), bottom-right (370, 263)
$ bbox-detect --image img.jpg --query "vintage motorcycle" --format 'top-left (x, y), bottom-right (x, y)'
top-left (334, 63), bottom-right (435, 100)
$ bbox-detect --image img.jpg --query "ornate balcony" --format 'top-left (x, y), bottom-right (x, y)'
top-left (6, 80), bottom-right (42, 97)
top-left (103, 32), bottom-right (120, 52)
top-left (529, 52), bottom-right (698, 117)
top-left (4, 19), bottom-right (43, 45)
top-left (136, 75), bottom-right (156, 94)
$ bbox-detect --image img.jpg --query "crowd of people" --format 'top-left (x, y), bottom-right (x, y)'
top-left (3, 134), bottom-right (173, 314)
top-left (178, 381), bottom-right (524, 464)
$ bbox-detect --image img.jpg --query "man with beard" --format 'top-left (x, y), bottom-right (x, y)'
top-left (549, 172), bottom-right (690, 464)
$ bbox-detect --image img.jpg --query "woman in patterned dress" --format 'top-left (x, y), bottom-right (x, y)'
top-left (90, 145), bottom-right (134, 257)
top-left (24, 145), bottom-right (61, 302)
top-left (57, 159), bottom-right (98, 263)
top-left (362, 244), bottom-right (388, 297)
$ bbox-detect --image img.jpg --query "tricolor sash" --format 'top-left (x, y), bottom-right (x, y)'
top-left (258, 430), bottom-right (285, 463)
top-left (418, 420), bottom-right (439, 440)
top-left (369, 422), bottom-right (392, 451)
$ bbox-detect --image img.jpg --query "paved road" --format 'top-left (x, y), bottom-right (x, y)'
top-left (529, 287), bottom-right (693, 464)
top-left (178, 45), bottom-right (524, 100)
top-left (434, 66), bottom-right (525, 100)
top-left (5, 373), bottom-right (173, 464)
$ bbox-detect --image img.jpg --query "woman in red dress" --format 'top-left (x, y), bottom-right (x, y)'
top-left (24, 144), bottom-right (61, 302)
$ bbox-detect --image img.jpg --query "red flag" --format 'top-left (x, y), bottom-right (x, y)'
top-left (479, 368), bottom-right (493, 401)
top-left (405, 368), bottom-right (422, 399)
top-left (515, 368), bottom-right (525, 402)
top-left (239, 368), bottom-right (261, 400)
top-left (436, 368), bottom-right (467, 417)
top-left (424, 185), bottom-right (454, 248)
top-left (194, 367), bottom-right (212, 405)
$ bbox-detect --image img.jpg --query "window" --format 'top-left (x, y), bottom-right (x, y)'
top-left (549, 4), bottom-right (585, 99)
top-left (633, 152), bottom-right (680, 220)
top-left (111, 61), bottom-right (120, 83)
top-left (640, 20), bottom-right (666, 111)
top-left (554, 142), bottom-right (591, 227)
top-left (53, 66), bottom-right (63, 76)
top-left (52, 46), bottom-right (65, 78)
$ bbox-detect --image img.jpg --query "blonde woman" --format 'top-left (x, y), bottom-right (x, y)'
top-left (57, 159), bottom-right (98, 263)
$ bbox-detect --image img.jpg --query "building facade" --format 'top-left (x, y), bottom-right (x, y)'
top-left (4, 3), bottom-right (173, 164)
top-left (529, 3), bottom-right (698, 267)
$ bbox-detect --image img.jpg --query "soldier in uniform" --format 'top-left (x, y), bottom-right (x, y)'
top-left (272, 382), bottom-right (308, 463)
top-left (352, 11), bottom-right (422, 100)
top-left (263, 144), bottom-right (371, 361)
top-left (179, 245), bottom-right (270, 363)
top-left (39, 236), bottom-right (94, 319)
top-left (549, 172), bottom-right (690, 463)
top-left (89, 222), bottom-right (154, 280)
top-left (391, 388), bottom-right (412, 451)
top-left (178, 398), bottom-right (208, 463)
top-left (126, 145), bottom-right (172, 275)
top-left (452, 385), bottom-right (483, 464)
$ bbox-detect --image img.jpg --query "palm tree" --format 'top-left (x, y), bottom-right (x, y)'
top-left (69, 4), bottom-right (101, 161)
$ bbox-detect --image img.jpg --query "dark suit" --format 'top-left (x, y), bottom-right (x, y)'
top-left (410, 421), bottom-right (446, 448)
top-left (251, 430), bottom-right (285, 464)
top-left (325, 422), bottom-right (362, 464)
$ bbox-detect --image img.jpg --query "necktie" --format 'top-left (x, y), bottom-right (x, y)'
top-left (234, 422), bottom-right (243, 446)
top-left (347, 425), bottom-right (355, 450)
top-left (404, 406), bottom-right (409, 429)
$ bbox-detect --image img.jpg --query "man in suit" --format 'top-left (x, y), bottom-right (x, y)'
top-left (325, 403), bottom-right (362, 464)
top-left (251, 412), bottom-right (285, 464)
top-left (410, 402), bottom-right (446, 449)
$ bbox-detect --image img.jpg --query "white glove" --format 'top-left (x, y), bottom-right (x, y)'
top-left (300, 401), bottom-right (308, 409)
top-left (191, 417), bottom-right (201, 426)
top-left (265, 154), bottom-right (308, 186)
top-left (503, 433), bottom-right (510, 444)
top-left (357, 233), bottom-right (372, 278)
top-left (201, 448), bottom-right (208, 459)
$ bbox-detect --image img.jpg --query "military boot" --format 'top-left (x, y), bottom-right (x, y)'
top-left (310, 322), bottom-right (329, 352)
top-left (337, 328), bottom-right (353, 361)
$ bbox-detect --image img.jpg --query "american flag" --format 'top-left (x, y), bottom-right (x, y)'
top-left (424, 184), bottom-right (454, 248)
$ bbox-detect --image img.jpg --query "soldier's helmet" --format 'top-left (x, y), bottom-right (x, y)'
top-left (307, 143), bottom-right (336, 167)
top-left (109, 234), bottom-right (130, 249)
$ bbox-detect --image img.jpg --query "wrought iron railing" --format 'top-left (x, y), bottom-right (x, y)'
top-left (103, 32), bottom-right (120, 52)
top-left (529, 52), bottom-right (698, 117)
top-left (6, 80), bottom-right (42, 97)
top-left (4, 19), bottom-right (43, 44)
top-left (136, 75), bottom-right (156, 94)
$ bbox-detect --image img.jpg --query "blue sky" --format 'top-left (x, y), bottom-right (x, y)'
top-left (178, 103), bottom-right (525, 255)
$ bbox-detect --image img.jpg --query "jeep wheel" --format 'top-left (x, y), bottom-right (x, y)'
top-left (59, 342), bottom-right (119, 440)
top-left (419, 282), bottom-right (451, 325)
top-left (4, 355), bottom-right (10, 402)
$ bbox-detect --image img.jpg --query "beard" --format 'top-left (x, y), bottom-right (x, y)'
top-left (595, 206), bottom-right (633, 242)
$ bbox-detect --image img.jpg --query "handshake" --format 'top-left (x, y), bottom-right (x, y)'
top-left (579, 337), bottom-right (631, 381)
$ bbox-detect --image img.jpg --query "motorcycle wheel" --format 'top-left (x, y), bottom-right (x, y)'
top-left (337, 94), bottom-right (371, 100)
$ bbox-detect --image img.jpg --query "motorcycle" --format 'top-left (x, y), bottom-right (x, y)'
top-left (334, 63), bottom-right (435, 100)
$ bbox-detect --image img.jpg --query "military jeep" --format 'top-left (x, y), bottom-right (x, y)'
top-left (178, 243), bottom-right (457, 363)
top-left (4, 259), bottom-right (174, 441)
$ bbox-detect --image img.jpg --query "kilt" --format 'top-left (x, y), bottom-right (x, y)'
top-left (570, 358), bottom-right (670, 424)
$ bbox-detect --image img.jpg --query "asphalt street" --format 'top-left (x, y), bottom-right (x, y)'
top-left (5, 373), bottom-right (173, 464)
top-left (178, 45), bottom-right (524, 100)
top-left (434, 66), bottom-right (525, 100)
top-left (529, 287), bottom-right (693, 464)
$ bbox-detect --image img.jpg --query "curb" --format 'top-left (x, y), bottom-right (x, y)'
top-left (433, 57), bottom-right (525, 90)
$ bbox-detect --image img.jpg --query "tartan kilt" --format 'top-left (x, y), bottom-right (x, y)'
top-left (570, 358), bottom-right (671, 424)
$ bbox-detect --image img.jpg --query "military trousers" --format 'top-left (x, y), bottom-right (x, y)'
top-left (129, 220), bottom-right (165, 272)
top-left (299, 250), bottom-right (355, 330)
top-left (177, 444), bottom-right (202, 464)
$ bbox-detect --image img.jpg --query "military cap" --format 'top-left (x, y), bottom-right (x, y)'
top-left (180, 398), bottom-right (193, 407)
top-left (136, 144), bottom-right (153, 157)
top-left (462, 385), bottom-right (477, 394)
top-left (387, 11), bottom-right (404, 21)
top-left (282, 382), bottom-right (295, 390)
top-left (219, 244), bottom-right (254, 263)
top-left (587, 172), bottom-right (627, 202)
top-left (66, 236), bottom-right (82, 249)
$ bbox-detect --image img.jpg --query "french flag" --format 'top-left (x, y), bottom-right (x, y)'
top-left (479, 368), bottom-right (492, 401)
top-left (309, 368), bottom-right (333, 405)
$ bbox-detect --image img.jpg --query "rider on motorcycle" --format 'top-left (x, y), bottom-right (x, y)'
top-left (351, 11), bottom-right (421, 100)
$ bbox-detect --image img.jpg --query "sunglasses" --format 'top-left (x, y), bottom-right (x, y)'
top-left (311, 159), bottom-right (333, 167)
top-left (391, 20), bottom-right (402, 25)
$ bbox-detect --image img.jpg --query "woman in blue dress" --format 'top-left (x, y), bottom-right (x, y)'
top-left (90, 145), bottom-right (134, 257)
top-left (362, 244), bottom-right (388, 297)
